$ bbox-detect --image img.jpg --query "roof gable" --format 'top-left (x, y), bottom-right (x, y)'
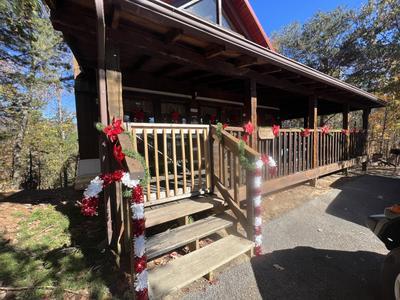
top-left (163, 0), bottom-right (274, 51)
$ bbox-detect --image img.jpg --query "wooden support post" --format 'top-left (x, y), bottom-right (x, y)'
top-left (106, 44), bottom-right (124, 120)
top-left (362, 108), bottom-right (371, 172)
top-left (309, 96), bottom-right (318, 187)
top-left (343, 104), bottom-right (350, 175)
top-left (246, 79), bottom-right (258, 150)
top-left (75, 71), bottom-right (99, 159)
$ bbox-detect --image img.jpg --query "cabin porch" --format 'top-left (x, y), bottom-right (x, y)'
top-left (46, 0), bottom-right (384, 297)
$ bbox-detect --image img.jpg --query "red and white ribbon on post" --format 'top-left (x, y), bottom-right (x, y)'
top-left (252, 155), bottom-right (277, 256)
top-left (79, 171), bottom-right (149, 300)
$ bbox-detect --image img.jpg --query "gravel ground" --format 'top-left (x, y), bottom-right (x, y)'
top-left (182, 170), bottom-right (400, 300)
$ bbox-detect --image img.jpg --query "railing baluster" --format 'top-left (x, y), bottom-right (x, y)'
top-left (196, 129), bottom-right (202, 190)
top-left (143, 129), bottom-right (150, 202)
top-left (203, 127), bottom-right (211, 191)
top-left (153, 129), bottom-right (160, 199)
top-left (163, 129), bottom-right (170, 197)
top-left (172, 129), bottom-right (178, 196)
top-left (189, 129), bottom-right (195, 192)
top-left (180, 128), bottom-right (187, 194)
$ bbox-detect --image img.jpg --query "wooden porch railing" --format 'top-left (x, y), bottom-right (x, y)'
top-left (257, 128), bottom-right (366, 178)
top-left (211, 125), bottom-right (260, 238)
top-left (126, 123), bottom-right (212, 206)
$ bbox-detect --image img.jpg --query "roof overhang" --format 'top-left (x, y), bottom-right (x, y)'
top-left (47, 0), bottom-right (386, 111)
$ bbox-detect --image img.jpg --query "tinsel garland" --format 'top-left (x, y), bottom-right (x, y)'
top-left (79, 170), bottom-right (148, 299)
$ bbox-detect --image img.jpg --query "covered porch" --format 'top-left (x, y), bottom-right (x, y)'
top-left (47, 0), bottom-right (385, 296)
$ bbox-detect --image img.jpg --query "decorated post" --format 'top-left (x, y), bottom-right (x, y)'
top-left (78, 119), bottom-right (150, 300)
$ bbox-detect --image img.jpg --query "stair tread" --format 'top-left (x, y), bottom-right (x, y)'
top-left (147, 215), bottom-right (234, 260)
top-left (149, 235), bottom-right (253, 299)
top-left (145, 196), bottom-right (224, 228)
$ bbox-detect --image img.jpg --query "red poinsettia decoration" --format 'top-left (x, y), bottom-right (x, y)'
top-left (113, 144), bottom-right (125, 165)
top-left (321, 125), bottom-right (330, 135)
top-left (134, 109), bottom-right (145, 122)
top-left (171, 111), bottom-right (180, 123)
top-left (210, 114), bottom-right (217, 124)
top-left (243, 121), bottom-right (254, 135)
top-left (301, 128), bottom-right (311, 137)
top-left (341, 129), bottom-right (350, 136)
top-left (103, 118), bottom-right (124, 142)
top-left (112, 169), bottom-right (124, 182)
top-left (223, 123), bottom-right (229, 129)
top-left (272, 125), bottom-right (280, 137)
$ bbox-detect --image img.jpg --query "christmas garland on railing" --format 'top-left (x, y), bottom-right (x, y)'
top-left (80, 118), bottom-right (149, 300)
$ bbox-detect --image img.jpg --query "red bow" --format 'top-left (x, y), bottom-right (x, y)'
top-left (301, 128), bottom-right (311, 137)
top-left (243, 121), bottom-right (254, 135)
top-left (103, 118), bottom-right (124, 143)
top-left (113, 144), bottom-right (125, 165)
top-left (223, 123), bottom-right (229, 129)
top-left (171, 111), bottom-right (180, 123)
top-left (272, 125), bottom-right (280, 137)
top-left (341, 129), bottom-right (350, 136)
top-left (321, 125), bottom-right (330, 135)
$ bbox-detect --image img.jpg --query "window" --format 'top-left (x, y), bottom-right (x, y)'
top-left (185, 0), bottom-right (217, 24)
top-left (171, 0), bottom-right (239, 32)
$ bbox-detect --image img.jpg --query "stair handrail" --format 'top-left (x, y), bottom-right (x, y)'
top-left (210, 125), bottom-right (260, 239)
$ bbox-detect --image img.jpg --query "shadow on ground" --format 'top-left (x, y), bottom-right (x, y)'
top-left (251, 246), bottom-right (384, 300)
top-left (0, 188), bottom-right (130, 299)
top-left (326, 172), bottom-right (400, 226)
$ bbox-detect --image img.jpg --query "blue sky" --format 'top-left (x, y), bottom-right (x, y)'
top-left (59, 0), bottom-right (368, 117)
top-left (249, 0), bottom-right (366, 35)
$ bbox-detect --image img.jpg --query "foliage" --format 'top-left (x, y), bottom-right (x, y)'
top-left (0, 205), bottom-right (110, 299)
top-left (272, 0), bottom-right (400, 151)
top-left (0, 0), bottom-right (75, 189)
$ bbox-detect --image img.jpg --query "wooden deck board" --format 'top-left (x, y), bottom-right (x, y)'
top-left (147, 215), bottom-right (234, 259)
top-left (148, 235), bottom-right (253, 299)
top-left (145, 196), bottom-right (224, 228)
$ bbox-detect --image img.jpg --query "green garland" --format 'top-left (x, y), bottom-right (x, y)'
top-left (238, 140), bottom-right (256, 171)
top-left (95, 122), bottom-right (150, 187)
top-left (216, 122), bottom-right (224, 140)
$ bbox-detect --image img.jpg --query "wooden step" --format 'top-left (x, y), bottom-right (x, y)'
top-left (145, 196), bottom-right (224, 228)
top-left (148, 235), bottom-right (254, 299)
top-left (147, 215), bottom-right (234, 260)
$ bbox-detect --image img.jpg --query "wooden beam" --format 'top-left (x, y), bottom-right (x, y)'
top-left (106, 44), bottom-right (123, 120)
top-left (343, 104), bottom-right (350, 161)
top-left (309, 96), bottom-right (318, 186)
top-left (235, 56), bottom-right (258, 69)
top-left (246, 79), bottom-right (257, 150)
top-left (362, 108), bottom-right (371, 171)
top-left (164, 28), bottom-right (183, 44)
top-left (204, 44), bottom-right (226, 59)
top-left (111, 4), bottom-right (121, 29)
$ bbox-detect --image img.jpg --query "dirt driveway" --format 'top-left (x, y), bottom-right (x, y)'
top-left (181, 167), bottom-right (400, 300)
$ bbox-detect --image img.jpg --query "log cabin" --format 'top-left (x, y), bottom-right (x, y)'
top-left (45, 0), bottom-right (385, 298)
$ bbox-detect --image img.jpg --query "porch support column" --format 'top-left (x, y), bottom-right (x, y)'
top-left (245, 79), bottom-right (258, 150)
top-left (362, 108), bottom-right (371, 171)
top-left (105, 44), bottom-right (124, 120)
top-left (309, 96), bottom-right (318, 187)
top-left (342, 104), bottom-right (350, 175)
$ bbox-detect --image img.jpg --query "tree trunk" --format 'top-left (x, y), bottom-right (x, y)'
top-left (11, 110), bottom-right (29, 188)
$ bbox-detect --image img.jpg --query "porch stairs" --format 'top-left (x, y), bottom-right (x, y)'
top-left (145, 195), bottom-right (254, 299)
